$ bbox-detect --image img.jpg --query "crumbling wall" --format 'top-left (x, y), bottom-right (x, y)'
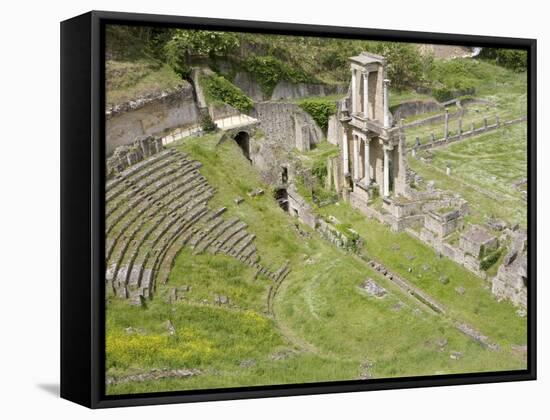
top-left (106, 82), bottom-right (200, 155)
top-left (492, 231), bottom-right (527, 307)
top-left (106, 135), bottom-right (163, 178)
top-left (251, 102), bottom-right (324, 150)
top-left (286, 186), bottom-right (317, 229)
top-left (391, 99), bottom-right (443, 121)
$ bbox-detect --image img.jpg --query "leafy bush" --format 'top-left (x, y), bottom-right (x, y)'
top-left (311, 159), bottom-right (328, 185)
top-left (366, 41), bottom-right (429, 90)
top-left (200, 111), bottom-right (217, 132)
top-left (200, 74), bottom-right (254, 113)
top-left (428, 59), bottom-right (481, 102)
top-left (480, 48), bottom-right (528, 72)
top-left (480, 248), bottom-right (503, 271)
top-left (164, 30), bottom-right (240, 77)
top-left (432, 87), bottom-right (454, 103)
top-left (298, 99), bottom-right (337, 131)
top-left (245, 56), bottom-right (313, 96)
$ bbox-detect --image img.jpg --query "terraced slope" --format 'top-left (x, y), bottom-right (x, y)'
top-left (105, 135), bottom-right (526, 395)
top-left (105, 148), bottom-right (282, 303)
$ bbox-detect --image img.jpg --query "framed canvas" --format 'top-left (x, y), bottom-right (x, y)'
top-left (60, 10), bottom-right (536, 408)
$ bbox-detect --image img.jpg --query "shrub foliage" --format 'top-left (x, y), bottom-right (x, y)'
top-left (298, 99), bottom-right (337, 131)
top-left (200, 74), bottom-right (254, 113)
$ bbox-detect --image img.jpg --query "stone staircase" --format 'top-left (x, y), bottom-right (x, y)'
top-left (105, 148), bottom-right (282, 304)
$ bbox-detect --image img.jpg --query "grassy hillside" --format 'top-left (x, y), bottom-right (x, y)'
top-left (106, 61), bottom-right (182, 108)
top-left (106, 133), bottom-right (526, 395)
top-left (409, 123), bottom-right (527, 228)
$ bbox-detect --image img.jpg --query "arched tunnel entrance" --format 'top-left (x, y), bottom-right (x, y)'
top-left (234, 131), bottom-right (251, 161)
top-left (274, 187), bottom-right (289, 212)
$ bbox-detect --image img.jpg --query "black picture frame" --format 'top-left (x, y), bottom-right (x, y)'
top-left (60, 10), bottom-right (537, 409)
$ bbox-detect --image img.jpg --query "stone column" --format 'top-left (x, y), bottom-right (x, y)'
top-left (444, 108), bottom-right (449, 139)
top-left (383, 146), bottom-right (391, 197)
top-left (362, 70), bottom-right (369, 118)
top-left (342, 131), bottom-right (349, 176)
top-left (383, 79), bottom-right (391, 128)
top-left (353, 134), bottom-right (360, 181)
top-left (351, 69), bottom-right (357, 114)
top-left (362, 136), bottom-right (370, 185)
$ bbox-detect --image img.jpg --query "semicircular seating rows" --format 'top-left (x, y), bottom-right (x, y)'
top-left (105, 147), bottom-right (286, 304)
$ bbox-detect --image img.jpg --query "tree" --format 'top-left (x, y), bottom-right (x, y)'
top-left (164, 30), bottom-right (240, 77)
top-left (366, 42), bottom-right (426, 90)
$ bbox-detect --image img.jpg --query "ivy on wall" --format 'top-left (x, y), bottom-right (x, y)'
top-left (298, 98), bottom-right (337, 131)
top-left (200, 74), bottom-right (254, 114)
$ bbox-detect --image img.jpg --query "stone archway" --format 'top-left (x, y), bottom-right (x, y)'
top-left (234, 131), bottom-right (251, 161)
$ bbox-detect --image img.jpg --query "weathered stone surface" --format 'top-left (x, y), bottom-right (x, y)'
top-left (439, 275), bottom-right (450, 285)
top-left (392, 99), bottom-right (443, 121)
top-left (248, 188), bottom-right (264, 197)
top-left (106, 82), bottom-right (199, 154)
top-left (168, 288), bottom-right (178, 304)
top-left (269, 350), bottom-right (296, 361)
top-left (106, 368), bottom-right (200, 386)
top-left (239, 359), bottom-right (257, 368)
top-left (106, 135), bottom-right (163, 178)
top-left (486, 217), bottom-right (507, 231)
top-left (459, 225), bottom-right (498, 258)
top-left (214, 295), bottom-right (229, 305)
top-left (361, 278), bottom-right (387, 297)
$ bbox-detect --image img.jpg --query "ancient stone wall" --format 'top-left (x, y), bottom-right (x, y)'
top-left (270, 82), bottom-right (346, 101)
top-left (424, 210), bottom-right (463, 238)
top-left (251, 102), bottom-right (324, 150)
top-left (106, 82), bottom-right (200, 155)
top-left (391, 99), bottom-right (443, 121)
top-left (106, 135), bottom-right (163, 179)
top-left (327, 115), bottom-right (344, 146)
top-left (287, 186), bottom-right (317, 229)
top-left (232, 71), bottom-right (346, 102)
top-left (232, 72), bottom-right (264, 101)
top-left (459, 226), bottom-right (498, 258)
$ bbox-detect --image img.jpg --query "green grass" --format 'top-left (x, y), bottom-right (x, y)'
top-left (316, 202), bottom-right (526, 346)
top-left (106, 131), bottom-right (526, 395)
top-left (404, 61), bottom-right (526, 146)
top-left (294, 141), bottom-right (340, 169)
top-left (409, 123), bottom-right (527, 227)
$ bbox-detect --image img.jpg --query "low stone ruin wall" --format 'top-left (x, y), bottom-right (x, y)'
top-left (106, 82), bottom-right (200, 155)
top-left (391, 99), bottom-right (443, 121)
top-left (106, 135), bottom-right (163, 179)
top-left (270, 81), bottom-right (346, 101)
top-left (414, 115), bottom-right (527, 152)
top-left (316, 218), bottom-right (355, 251)
top-left (287, 187), bottom-right (317, 229)
top-left (403, 105), bottom-right (465, 130)
top-left (232, 70), bottom-right (346, 102)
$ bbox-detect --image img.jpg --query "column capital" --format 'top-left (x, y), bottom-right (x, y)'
top-left (383, 78), bottom-right (391, 86)
top-left (362, 69), bottom-right (369, 76)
